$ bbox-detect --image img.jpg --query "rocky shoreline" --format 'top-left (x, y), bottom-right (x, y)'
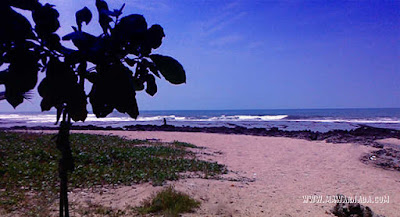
top-left (2, 124), bottom-right (400, 172)
top-left (4, 124), bottom-right (400, 145)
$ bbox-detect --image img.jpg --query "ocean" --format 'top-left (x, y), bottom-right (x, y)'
top-left (1, 108), bottom-right (400, 132)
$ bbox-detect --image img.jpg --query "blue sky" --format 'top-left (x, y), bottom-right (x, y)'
top-left (1, 0), bottom-right (399, 112)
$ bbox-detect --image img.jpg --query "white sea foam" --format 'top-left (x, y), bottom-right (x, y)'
top-left (287, 118), bottom-right (400, 124)
top-left (0, 114), bottom-right (55, 123)
top-left (1, 114), bottom-right (400, 124)
top-left (86, 114), bottom-right (290, 122)
top-left (201, 115), bottom-right (288, 121)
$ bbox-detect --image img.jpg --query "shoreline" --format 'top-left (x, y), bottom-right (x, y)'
top-left (4, 124), bottom-right (400, 146)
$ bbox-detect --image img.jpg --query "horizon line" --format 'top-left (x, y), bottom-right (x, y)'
top-left (1, 107), bottom-right (400, 114)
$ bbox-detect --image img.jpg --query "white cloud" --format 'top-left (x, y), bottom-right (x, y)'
top-left (128, 0), bottom-right (171, 12)
top-left (201, 11), bottom-right (247, 37)
top-left (209, 34), bottom-right (243, 46)
top-left (184, 0), bottom-right (248, 50)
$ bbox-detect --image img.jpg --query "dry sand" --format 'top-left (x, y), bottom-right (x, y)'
top-left (59, 130), bottom-right (400, 217)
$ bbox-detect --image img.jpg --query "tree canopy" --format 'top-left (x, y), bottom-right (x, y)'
top-left (0, 0), bottom-right (186, 121)
top-left (0, 1), bottom-right (186, 216)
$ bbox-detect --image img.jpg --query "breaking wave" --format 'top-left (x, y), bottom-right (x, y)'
top-left (1, 113), bottom-right (400, 124)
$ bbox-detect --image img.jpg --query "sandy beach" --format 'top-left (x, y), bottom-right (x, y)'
top-left (59, 130), bottom-right (400, 216)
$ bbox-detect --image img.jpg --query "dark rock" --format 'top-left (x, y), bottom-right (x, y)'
top-left (361, 147), bottom-right (400, 171)
top-left (331, 194), bottom-right (385, 217)
top-left (371, 143), bottom-right (384, 148)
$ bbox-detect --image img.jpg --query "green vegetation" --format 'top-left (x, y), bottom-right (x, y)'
top-left (0, 132), bottom-right (226, 215)
top-left (137, 186), bottom-right (200, 217)
top-left (172, 140), bottom-right (203, 149)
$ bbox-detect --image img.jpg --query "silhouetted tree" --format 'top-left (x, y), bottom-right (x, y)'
top-left (0, 0), bottom-right (186, 216)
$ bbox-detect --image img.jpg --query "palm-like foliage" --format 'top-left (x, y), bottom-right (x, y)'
top-left (0, 1), bottom-right (185, 216)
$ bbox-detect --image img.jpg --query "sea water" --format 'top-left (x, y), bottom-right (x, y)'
top-left (1, 108), bottom-right (400, 132)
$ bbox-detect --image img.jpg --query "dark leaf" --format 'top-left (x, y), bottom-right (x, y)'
top-left (76, 7), bottom-right (92, 31)
top-left (96, 0), bottom-right (112, 34)
top-left (0, 1), bottom-right (8, 9)
top-left (37, 78), bottom-right (49, 98)
top-left (139, 46), bottom-right (151, 57)
top-left (145, 24), bottom-right (165, 49)
top-left (85, 72), bottom-right (97, 83)
top-left (89, 63), bottom-right (138, 119)
top-left (68, 85), bottom-right (88, 122)
top-left (38, 58), bottom-right (83, 113)
top-left (90, 96), bottom-right (114, 118)
top-left (4, 90), bottom-right (33, 107)
top-left (109, 3), bottom-right (125, 17)
top-left (40, 97), bottom-right (53, 111)
top-left (0, 7), bottom-right (34, 42)
top-left (95, 0), bottom-right (109, 11)
top-left (142, 59), bottom-right (160, 78)
top-left (150, 54), bottom-right (186, 84)
top-left (113, 14), bottom-right (147, 43)
top-left (4, 48), bottom-right (40, 108)
top-left (5, 90), bottom-right (24, 108)
top-left (0, 70), bottom-right (7, 84)
top-left (133, 78), bottom-right (144, 91)
top-left (77, 62), bottom-right (87, 75)
top-left (149, 66), bottom-right (160, 78)
top-left (38, 58), bottom-right (88, 121)
top-left (116, 3), bottom-right (125, 16)
top-left (32, 3), bottom-right (60, 35)
top-left (42, 33), bottom-right (61, 50)
top-left (126, 101), bottom-right (139, 119)
top-left (60, 46), bottom-right (76, 55)
top-left (69, 107), bottom-right (88, 122)
top-left (99, 12), bottom-right (113, 34)
top-left (45, 58), bottom-right (75, 82)
top-left (106, 9), bottom-right (122, 17)
top-left (62, 31), bottom-right (97, 50)
top-left (95, 1), bottom-right (124, 17)
top-left (145, 74), bottom-right (157, 96)
top-left (77, 62), bottom-right (87, 85)
top-left (89, 69), bottom-right (114, 118)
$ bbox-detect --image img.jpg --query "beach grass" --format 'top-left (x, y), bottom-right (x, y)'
top-left (137, 186), bottom-right (200, 217)
top-left (0, 131), bottom-right (226, 215)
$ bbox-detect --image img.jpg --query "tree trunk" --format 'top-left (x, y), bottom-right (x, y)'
top-left (56, 120), bottom-right (74, 217)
